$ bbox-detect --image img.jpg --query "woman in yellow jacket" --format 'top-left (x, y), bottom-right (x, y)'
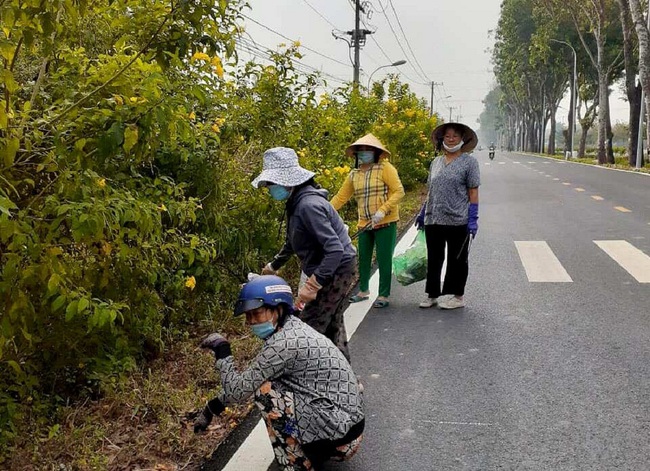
top-left (331, 134), bottom-right (405, 308)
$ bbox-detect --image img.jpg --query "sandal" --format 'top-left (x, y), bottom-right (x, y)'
top-left (373, 299), bottom-right (390, 309)
top-left (349, 294), bottom-right (369, 303)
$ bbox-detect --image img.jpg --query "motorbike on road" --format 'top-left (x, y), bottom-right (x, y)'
top-left (488, 147), bottom-right (495, 160)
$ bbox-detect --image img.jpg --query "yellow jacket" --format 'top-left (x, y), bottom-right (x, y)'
top-left (331, 160), bottom-right (405, 227)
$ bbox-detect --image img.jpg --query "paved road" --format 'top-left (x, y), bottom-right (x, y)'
top-left (215, 151), bottom-right (650, 470)
top-left (334, 152), bottom-right (650, 470)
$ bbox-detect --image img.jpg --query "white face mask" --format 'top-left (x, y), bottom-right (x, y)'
top-left (443, 140), bottom-right (464, 153)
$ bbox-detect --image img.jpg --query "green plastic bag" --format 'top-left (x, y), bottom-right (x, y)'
top-left (392, 231), bottom-right (427, 286)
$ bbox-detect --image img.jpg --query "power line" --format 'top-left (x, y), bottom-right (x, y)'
top-left (242, 14), bottom-right (350, 68)
top-left (372, 1), bottom-right (429, 83)
top-left (236, 36), bottom-right (348, 85)
top-left (366, 35), bottom-right (426, 85)
top-left (300, 0), bottom-right (339, 29)
top-left (387, 0), bottom-right (430, 82)
top-left (358, 14), bottom-right (424, 85)
top-left (239, 39), bottom-right (347, 83)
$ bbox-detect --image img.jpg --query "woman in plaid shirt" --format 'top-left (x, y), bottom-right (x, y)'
top-left (331, 134), bottom-right (405, 309)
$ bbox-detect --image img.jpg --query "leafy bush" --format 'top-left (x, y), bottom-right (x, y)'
top-left (0, 0), bottom-right (437, 456)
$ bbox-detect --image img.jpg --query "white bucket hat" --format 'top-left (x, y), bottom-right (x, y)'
top-left (251, 147), bottom-right (316, 188)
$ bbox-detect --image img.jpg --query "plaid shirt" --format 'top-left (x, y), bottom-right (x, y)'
top-left (331, 160), bottom-right (404, 226)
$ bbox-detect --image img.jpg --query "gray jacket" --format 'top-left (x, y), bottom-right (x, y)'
top-left (216, 315), bottom-right (365, 444)
top-left (270, 185), bottom-right (356, 286)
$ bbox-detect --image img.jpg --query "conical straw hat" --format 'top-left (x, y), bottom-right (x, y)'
top-left (431, 122), bottom-right (478, 153)
top-left (345, 133), bottom-right (391, 159)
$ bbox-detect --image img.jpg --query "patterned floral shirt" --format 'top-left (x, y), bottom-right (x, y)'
top-left (424, 153), bottom-right (480, 225)
top-left (215, 315), bottom-right (364, 444)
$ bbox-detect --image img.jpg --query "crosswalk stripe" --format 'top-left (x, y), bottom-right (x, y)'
top-left (594, 240), bottom-right (650, 283)
top-left (515, 241), bottom-right (573, 282)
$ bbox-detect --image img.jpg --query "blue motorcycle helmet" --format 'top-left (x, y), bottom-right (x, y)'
top-left (234, 275), bottom-right (294, 317)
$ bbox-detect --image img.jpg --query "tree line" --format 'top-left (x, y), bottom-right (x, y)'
top-left (483, 0), bottom-right (650, 166)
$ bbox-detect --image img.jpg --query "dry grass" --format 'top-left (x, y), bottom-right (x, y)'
top-left (5, 185), bottom-right (427, 470)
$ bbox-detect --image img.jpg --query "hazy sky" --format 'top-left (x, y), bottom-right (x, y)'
top-left (241, 0), bottom-right (630, 127)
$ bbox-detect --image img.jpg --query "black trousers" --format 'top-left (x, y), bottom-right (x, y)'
top-left (424, 224), bottom-right (470, 298)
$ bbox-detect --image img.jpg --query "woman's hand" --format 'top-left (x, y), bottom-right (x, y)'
top-left (371, 210), bottom-right (385, 227)
top-left (298, 275), bottom-right (322, 303)
top-left (468, 203), bottom-right (479, 237)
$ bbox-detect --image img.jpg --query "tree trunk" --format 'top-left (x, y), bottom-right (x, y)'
top-left (579, 124), bottom-right (590, 157)
top-left (629, 0), bottom-right (650, 166)
top-left (597, 62), bottom-right (610, 164)
top-left (627, 83), bottom-right (642, 165)
top-left (548, 105), bottom-right (557, 155)
top-left (606, 107), bottom-right (615, 163)
top-left (617, 0), bottom-right (642, 165)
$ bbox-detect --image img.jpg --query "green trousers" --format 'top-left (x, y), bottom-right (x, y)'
top-left (357, 222), bottom-right (397, 298)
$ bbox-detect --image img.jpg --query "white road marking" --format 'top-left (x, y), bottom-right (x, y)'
top-left (592, 195), bottom-right (604, 201)
top-left (575, 188), bottom-right (585, 192)
top-left (515, 241), bottom-right (573, 282)
top-left (222, 225), bottom-right (420, 470)
top-left (499, 162), bottom-right (506, 165)
top-left (562, 182), bottom-right (571, 186)
top-left (421, 420), bottom-right (496, 427)
top-left (615, 206), bottom-right (632, 213)
top-left (221, 421), bottom-right (275, 470)
top-left (553, 178), bottom-right (560, 181)
top-left (594, 240), bottom-right (650, 283)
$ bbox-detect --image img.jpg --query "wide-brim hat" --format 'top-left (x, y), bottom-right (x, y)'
top-left (252, 147), bottom-right (316, 188)
top-left (345, 133), bottom-right (391, 159)
top-left (431, 122), bottom-right (478, 153)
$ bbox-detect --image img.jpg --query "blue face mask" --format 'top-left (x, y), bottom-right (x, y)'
top-left (251, 321), bottom-right (276, 339)
top-left (268, 185), bottom-right (291, 201)
top-left (357, 150), bottom-right (375, 164)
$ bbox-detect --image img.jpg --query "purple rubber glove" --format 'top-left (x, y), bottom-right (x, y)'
top-left (200, 333), bottom-right (232, 360)
top-left (415, 203), bottom-right (426, 230)
top-left (468, 203), bottom-right (479, 236)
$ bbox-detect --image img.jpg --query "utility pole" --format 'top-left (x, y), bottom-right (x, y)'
top-left (343, 0), bottom-right (373, 89)
top-left (353, 0), bottom-right (361, 86)
top-left (429, 82), bottom-right (443, 118)
top-left (448, 106), bottom-right (456, 122)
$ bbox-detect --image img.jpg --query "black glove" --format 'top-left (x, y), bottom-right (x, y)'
top-left (200, 333), bottom-right (232, 360)
top-left (193, 398), bottom-right (226, 434)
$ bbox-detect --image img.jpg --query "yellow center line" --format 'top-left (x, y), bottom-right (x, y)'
top-left (615, 206), bottom-right (632, 213)
top-left (591, 195), bottom-right (604, 201)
